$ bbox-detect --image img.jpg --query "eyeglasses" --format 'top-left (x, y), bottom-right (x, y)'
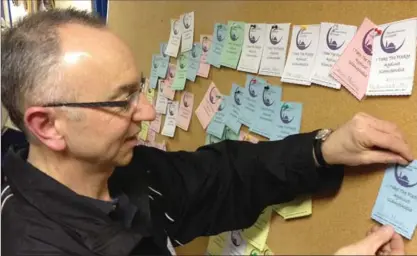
top-left (42, 74), bottom-right (145, 112)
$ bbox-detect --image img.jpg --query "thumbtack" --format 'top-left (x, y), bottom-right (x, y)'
top-left (300, 25), bottom-right (308, 30)
top-left (374, 27), bottom-right (382, 35)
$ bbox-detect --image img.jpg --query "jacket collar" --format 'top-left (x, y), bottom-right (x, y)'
top-left (3, 145), bottom-right (152, 255)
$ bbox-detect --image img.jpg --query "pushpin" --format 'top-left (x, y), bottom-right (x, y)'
top-left (216, 95), bottom-right (222, 99)
top-left (300, 25), bottom-right (308, 30)
top-left (374, 27), bottom-right (382, 35)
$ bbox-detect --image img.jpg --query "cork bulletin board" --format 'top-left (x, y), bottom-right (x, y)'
top-left (108, 1), bottom-right (417, 254)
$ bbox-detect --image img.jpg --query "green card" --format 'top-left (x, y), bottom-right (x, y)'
top-left (205, 133), bottom-right (224, 145)
top-left (224, 126), bottom-right (239, 140)
top-left (220, 21), bottom-right (245, 69)
top-left (172, 53), bottom-right (188, 90)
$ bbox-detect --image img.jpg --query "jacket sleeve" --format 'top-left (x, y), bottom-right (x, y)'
top-left (131, 131), bottom-right (344, 245)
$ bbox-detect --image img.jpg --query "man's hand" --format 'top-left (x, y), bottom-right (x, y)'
top-left (334, 225), bottom-right (405, 255)
top-left (322, 112), bottom-right (413, 166)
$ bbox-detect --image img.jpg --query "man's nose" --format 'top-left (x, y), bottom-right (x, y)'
top-left (132, 93), bottom-right (156, 123)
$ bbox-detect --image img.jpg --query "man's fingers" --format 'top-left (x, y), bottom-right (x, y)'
top-left (367, 131), bottom-right (413, 162)
top-left (360, 150), bottom-right (409, 165)
top-left (359, 225), bottom-right (395, 253)
top-left (390, 232), bottom-right (405, 255)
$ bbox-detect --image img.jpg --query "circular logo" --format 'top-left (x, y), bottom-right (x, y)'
top-left (168, 103), bottom-right (175, 116)
top-left (234, 88), bottom-right (242, 105)
top-left (179, 55), bottom-right (187, 69)
top-left (269, 25), bottom-right (282, 45)
top-left (218, 98), bottom-right (227, 111)
top-left (183, 13), bottom-right (191, 30)
top-left (230, 23), bottom-right (242, 41)
top-left (173, 20), bottom-right (180, 35)
top-left (296, 28), bottom-right (311, 51)
top-left (209, 87), bottom-right (219, 104)
top-left (280, 103), bottom-right (294, 124)
top-left (153, 59), bottom-right (159, 69)
top-left (216, 24), bottom-right (226, 42)
top-left (262, 87), bottom-right (274, 107)
top-left (380, 25), bottom-right (405, 54)
top-left (248, 78), bottom-right (259, 98)
top-left (161, 44), bottom-right (167, 58)
top-left (183, 93), bottom-right (191, 108)
top-left (362, 28), bottom-right (375, 56)
top-left (191, 44), bottom-right (198, 58)
top-left (249, 24), bottom-right (260, 44)
top-left (326, 25), bottom-right (345, 51)
top-left (394, 164), bottom-right (417, 188)
top-left (202, 36), bottom-right (210, 52)
top-left (169, 67), bottom-right (175, 78)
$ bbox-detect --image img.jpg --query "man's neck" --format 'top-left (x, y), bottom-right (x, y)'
top-left (27, 145), bottom-right (114, 201)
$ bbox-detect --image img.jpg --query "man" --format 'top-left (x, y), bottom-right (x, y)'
top-left (1, 9), bottom-right (412, 256)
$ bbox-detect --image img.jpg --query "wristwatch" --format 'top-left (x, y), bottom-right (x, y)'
top-left (313, 128), bottom-right (333, 167)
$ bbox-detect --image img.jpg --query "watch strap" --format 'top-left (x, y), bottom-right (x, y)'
top-left (314, 136), bottom-right (329, 167)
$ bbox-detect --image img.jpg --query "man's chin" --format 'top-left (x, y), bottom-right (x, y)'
top-left (114, 150), bottom-right (134, 167)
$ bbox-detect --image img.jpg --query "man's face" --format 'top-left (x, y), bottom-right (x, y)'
top-left (27, 24), bottom-right (155, 166)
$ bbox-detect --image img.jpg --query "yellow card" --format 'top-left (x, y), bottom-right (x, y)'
top-left (242, 207), bottom-right (272, 251)
top-left (273, 195), bottom-right (312, 220)
top-left (246, 244), bottom-right (275, 256)
top-left (206, 232), bottom-right (228, 255)
top-left (138, 121), bottom-right (150, 141)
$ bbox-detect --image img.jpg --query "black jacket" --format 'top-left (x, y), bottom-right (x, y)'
top-left (1, 131), bottom-right (343, 256)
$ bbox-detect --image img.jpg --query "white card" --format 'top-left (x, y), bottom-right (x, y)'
top-left (165, 19), bottom-right (182, 58)
top-left (258, 23), bottom-right (291, 77)
top-left (367, 18), bottom-right (417, 96)
top-left (180, 11), bottom-right (194, 52)
top-left (281, 25), bottom-right (320, 86)
top-left (311, 22), bottom-right (357, 89)
top-left (237, 23), bottom-right (266, 74)
top-left (155, 80), bottom-right (168, 114)
top-left (161, 101), bottom-right (179, 138)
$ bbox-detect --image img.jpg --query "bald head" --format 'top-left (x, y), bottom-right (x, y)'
top-left (1, 8), bottom-right (107, 134)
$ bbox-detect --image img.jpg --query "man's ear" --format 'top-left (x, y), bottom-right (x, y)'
top-left (24, 107), bottom-right (66, 151)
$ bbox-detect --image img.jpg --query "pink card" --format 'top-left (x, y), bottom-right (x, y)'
top-left (163, 64), bottom-right (176, 100)
top-left (150, 113), bottom-right (162, 133)
top-left (147, 128), bottom-right (156, 142)
top-left (239, 131), bottom-right (259, 144)
top-left (330, 18), bottom-right (376, 100)
top-left (195, 82), bottom-right (222, 129)
top-left (197, 35), bottom-right (212, 78)
top-left (176, 92), bottom-right (194, 131)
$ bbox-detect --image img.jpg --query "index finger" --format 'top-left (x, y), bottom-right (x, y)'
top-left (368, 130), bottom-right (414, 162)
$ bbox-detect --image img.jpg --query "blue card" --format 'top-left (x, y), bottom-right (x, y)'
top-left (269, 102), bottom-right (302, 141)
top-left (186, 43), bottom-right (203, 82)
top-left (249, 84), bottom-right (282, 138)
top-left (150, 54), bottom-right (161, 89)
top-left (205, 133), bottom-right (224, 145)
top-left (224, 126), bottom-right (239, 141)
top-left (158, 43), bottom-right (170, 78)
top-left (238, 75), bottom-right (267, 127)
top-left (207, 23), bottom-right (228, 68)
top-left (224, 84), bottom-right (243, 134)
top-left (371, 161), bottom-right (417, 240)
top-left (207, 96), bottom-right (230, 139)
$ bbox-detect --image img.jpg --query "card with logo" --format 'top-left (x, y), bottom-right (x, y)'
top-left (176, 92), bottom-right (194, 131)
top-left (150, 54), bottom-right (161, 89)
top-left (172, 53), bottom-right (188, 90)
top-left (197, 35), bottom-right (212, 78)
top-left (147, 129), bottom-right (156, 142)
top-left (162, 64), bottom-right (177, 100)
top-left (269, 102), bottom-right (303, 141)
top-left (366, 18), bottom-right (417, 96)
top-left (180, 11), bottom-right (194, 52)
top-left (158, 43), bottom-right (170, 78)
top-left (311, 22), bottom-right (357, 89)
top-left (224, 126), bottom-right (240, 141)
top-left (237, 23), bottom-right (266, 74)
top-left (273, 195), bottom-right (312, 220)
top-left (155, 80), bottom-right (168, 114)
top-left (150, 113), bottom-right (162, 133)
top-left (371, 161), bottom-right (417, 240)
top-left (224, 84), bottom-right (243, 134)
top-left (195, 82), bottom-right (222, 129)
top-left (220, 21), bottom-right (246, 69)
top-left (138, 121), bottom-right (149, 141)
top-left (207, 23), bottom-right (228, 68)
top-left (242, 207), bottom-right (272, 251)
top-left (186, 43), bottom-right (203, 82)
top-left (281, 25), bottom-right (320, 86)
top-left (239, 131), bottom-right (259, 144)
top-left (239, 75), bottom-right (267, 127)
top-left (259, 23), bottom-right (291, 77)
top-left (249, 84), bottom-right (282, 138)
top-left (145, 86), bottom-right (155, 105)
top-left (165, 19), bottom-right (182, 58)
top-left (330, 18), bottom-right (376, 100)
top-left (161, 101), bottom-right (179, 137)
top-left (207, 96), bottom-right (230, 139)
top-left (205, 133), bottom-right (224, 145)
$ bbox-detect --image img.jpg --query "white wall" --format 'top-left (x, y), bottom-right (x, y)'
top-left (54, 0), bottom-right (92, 12)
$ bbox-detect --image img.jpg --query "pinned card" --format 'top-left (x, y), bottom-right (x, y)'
top-left (207, 96), bottom-right (230, 139)
top-left (259, 23), bottom-right (291, 77)
top-left (205, 133), bottom-right (224, 145)
top-left (195, 82), bottom-right (222, 129)
top-left (161, 101), bottom-right (179, 137)
top-left (165, 19), bottom-right (182, 58)
top-left (224, 126), bottom-right (240, 141)
top-left (138, 121), bottom-right (149, 141)
top-left (330, 18), bottom-right (376, 100)
top-left (162, 64), bottom-right (177, 100)
top-left (207, 23), bottom-right (228, 68)
top-left (242, 207), bottom-right (272, 251)
top-left (180, 11), bottom-right (194, 52)
top-left (147, 129), bottom-right (156, 143)
top-left (150, 54), bottom-right (161, 89)
top-left (186, 43), bottom-right (203, 82)
top-left (220, 21), bottom-right (246, 69)
top-left (239, 75), bottom-right (267, 127)
top-left (366, 18), bottom-right (417, 96)
top-left (176, 92), bottom-right (194, 131)
top-left (311, 22), bottom-right (357, 89)
top-left (237, 23), bottom-right (267, 74)
top-left (269, 102), bottom-right (303, 141)
top-left (150, 113), bottom-right (162, 133)
top-left (281, 25), bottom-right (320, 86)
top-left (155, 80), bottom-right (168, 114)
top-left (158, 43), bottom-right (170, 78)
top-left (224, 84), bottom-right (243, 134)
top-left (172, 53), bottom-right (188, 90)
top-left (197, 35), bottom-right (212, 78)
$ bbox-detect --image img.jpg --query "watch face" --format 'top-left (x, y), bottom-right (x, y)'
top-left (316, 129), bottom-right (332, 140)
